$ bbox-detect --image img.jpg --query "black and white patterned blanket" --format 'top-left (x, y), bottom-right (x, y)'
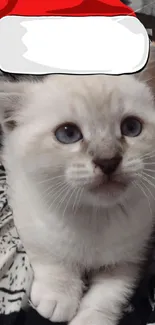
top-left (0, 163), bottom-right (33, 324)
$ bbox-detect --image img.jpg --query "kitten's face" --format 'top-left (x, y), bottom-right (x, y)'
top-left (2, 74), bottom-right (155, 209)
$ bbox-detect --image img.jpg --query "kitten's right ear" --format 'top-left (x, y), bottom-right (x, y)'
top-left (138, 45), bottom-right (155, 95)
top-left (0, 92), bottom-right (22, 133)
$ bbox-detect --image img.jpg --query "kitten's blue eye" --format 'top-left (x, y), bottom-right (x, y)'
top-left (55, 123), bottom-right (83, 144)
top-left (121, 116), bottom-right (143, 137)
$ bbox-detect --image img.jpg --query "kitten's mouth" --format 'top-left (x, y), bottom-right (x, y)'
top-left (90, 179), bottom-right (127, 194)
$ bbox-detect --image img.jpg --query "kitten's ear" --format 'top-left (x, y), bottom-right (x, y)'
top-left (138, 45), bottom-right (155, 95)
top-left (0, 92), bottom-right (22, 133)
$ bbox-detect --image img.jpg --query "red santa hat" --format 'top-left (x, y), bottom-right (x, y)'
top-left (0, 0), bottom-right (149, 75)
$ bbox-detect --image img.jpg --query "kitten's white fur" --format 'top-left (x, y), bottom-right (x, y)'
top-left (0, 65), bottom-right (155, 325)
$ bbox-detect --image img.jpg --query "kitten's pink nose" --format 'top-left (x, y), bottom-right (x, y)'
top-left (93, 156), bottom-right (122, 175)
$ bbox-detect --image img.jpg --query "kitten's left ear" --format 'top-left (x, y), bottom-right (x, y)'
top-left (0, 92), bottom-right (22, 133)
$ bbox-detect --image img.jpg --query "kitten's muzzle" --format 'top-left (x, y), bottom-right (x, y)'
top-left (93, 156), bottom-right (122, 176)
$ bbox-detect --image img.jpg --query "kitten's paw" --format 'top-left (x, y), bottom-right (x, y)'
top-left (31, 280), bottom-right (80, 322)
top-left (70, 309), bottom-right (109, 325)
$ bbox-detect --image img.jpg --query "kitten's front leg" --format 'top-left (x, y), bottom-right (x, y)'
top-left (70, 263), bottom-right (139, 325)
top-left (30, 262), bottom-right (83, 322)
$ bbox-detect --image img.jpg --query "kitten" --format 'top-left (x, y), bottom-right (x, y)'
top-left (0, 51), bottom-right (155, 325)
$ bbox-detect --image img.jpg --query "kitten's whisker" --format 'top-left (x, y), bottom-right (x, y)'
top-left (76, 187), bottom-right (84, 212)
top-left (46, 184), bottom-right (70, 211)
top-left (41, 181), bottom-right (66, 201)
top-left (47, 185), bottom-right (70, 212)
top-left (126, 154), bottom-right (149, 164)
top-left (43, 181), bottom-right (65, 194)
top-left (55, 186), bottom-right (72, 212)
top-left (143, 168), bottom-right (155, 173)
top-left (133, 180), bottom-right (152, 215)
top-left (139, 179), bottom-right (155, 201)
top-left (42, 180), bottom-right (64, 193)
top-left (47, 183), bottom-right (69, 203)
top-left (136, 149), bottom-right (155, 161)
top-left (59, 188), bottom-right (76, 217)
top-left (72, 187), bottom-right (84, 217)
top-left (63, 188), bottom-right (77, 218)
top-left (141, 171), bottom-right (155, 181)
top-left (72, 187), bottom-right (82, 214)
top-left (138, 173), bottom-right (155, 192)
top-left (140, 151), bottom-right (155, 160)
top-left (143, 153), bottom-right (155, 160)
top-left (36, 175), bottom-right (64, 185)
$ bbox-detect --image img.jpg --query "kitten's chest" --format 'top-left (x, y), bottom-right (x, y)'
top-left (49, 204), bottom-right (152, 269)
top-left (11, 175), bottom-right (153, 270)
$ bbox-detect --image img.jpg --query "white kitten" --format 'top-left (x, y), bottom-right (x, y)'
top-left (0, 61), bottom-right (155, 325)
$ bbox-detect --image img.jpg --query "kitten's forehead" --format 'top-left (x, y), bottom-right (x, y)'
top-left (30, 74), bottom-right (152, 119)
top-left (43, 75), bottom-right (147, 102)
top-left (43, 74), bottom-right (140, 98)
top-left (3, 73), bottom-right (152, 131)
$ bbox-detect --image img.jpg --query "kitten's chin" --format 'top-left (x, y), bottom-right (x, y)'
top-left (87, 180), bottom-right (128, 207)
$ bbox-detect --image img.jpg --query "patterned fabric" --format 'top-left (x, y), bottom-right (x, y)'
top-left (0, 163), bottom-right (33, 317)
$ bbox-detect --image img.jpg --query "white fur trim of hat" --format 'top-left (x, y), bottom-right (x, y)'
top-left (0, 14), bottom-right (149, 75)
